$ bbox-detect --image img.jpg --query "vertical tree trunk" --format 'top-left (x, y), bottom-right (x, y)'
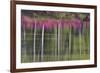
top-left (33, 22), bottom-right (36, 62)
top-left (41, 25), bottom-right (44, 61)
top-left (79, 29), bottom-right (82, 59)
top-left (58, 23), bottom-right (60, 60)
top-left (23, 25), bottom-right (27, 59)
top-left (55, 27), bottom-right (57, 61)
top-left (68, 24), bottom-right (72, 60)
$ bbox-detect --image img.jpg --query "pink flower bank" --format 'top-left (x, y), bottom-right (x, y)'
top-left (21, 15), bottom-right (89, 30)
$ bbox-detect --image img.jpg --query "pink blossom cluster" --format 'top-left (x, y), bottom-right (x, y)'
top-left (21, 15), bottom-right (89, 29)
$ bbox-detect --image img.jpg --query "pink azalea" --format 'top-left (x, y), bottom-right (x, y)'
top-left (71, 19), bottom-right (82, 29)
top-left (43, 19), bottom-right (58, 29)
top-left (21, 15), bottom-right (34, 29)
top-left (33, 19), bottom-right (58, 29)
top-left (21, 15), bottom-right (83, 30)
top-left (61, 20), bottom-right (71, 28)
top-left (60, 19), bottom-right (82, 29)
top-left (83, 15), bottom-right (90, 28)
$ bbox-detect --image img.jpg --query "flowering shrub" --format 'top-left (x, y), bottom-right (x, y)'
top-left (21, 15), bottom-right (89, 30)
